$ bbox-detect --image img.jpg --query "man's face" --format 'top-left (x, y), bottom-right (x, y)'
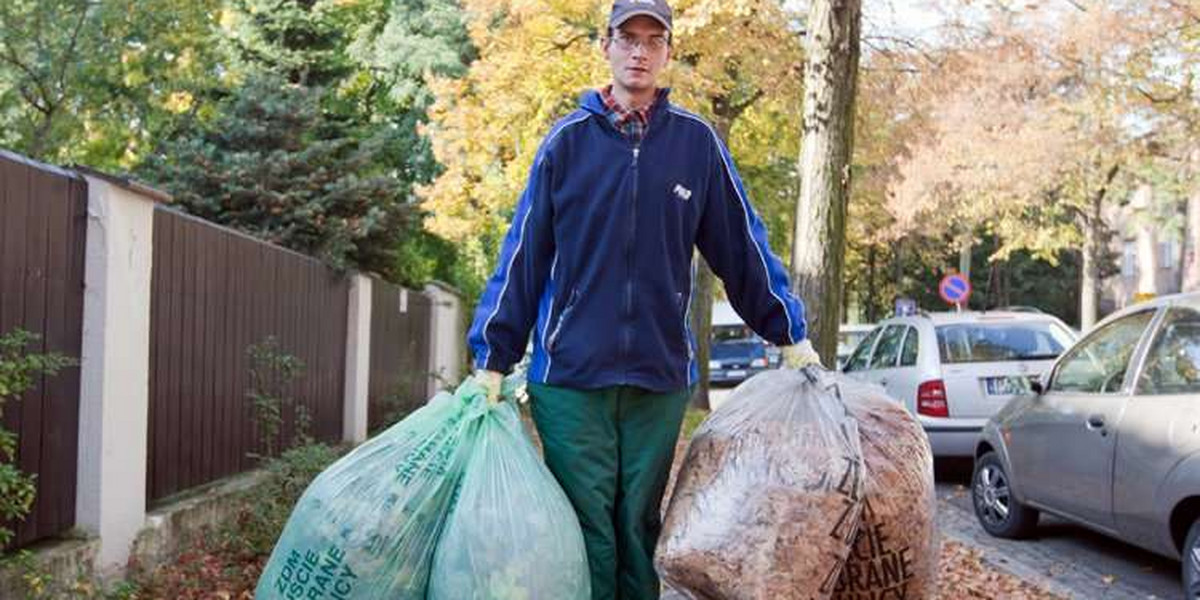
top-left (603, 16), bottom-right (670, 92)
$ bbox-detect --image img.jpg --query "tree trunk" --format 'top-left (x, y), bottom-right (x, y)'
top-left (1134, 186), bottom-right (1159, 297)
top-left (984, 263), bottom-right (998, 309)
top-left (1079, 190), bottom-right (1105, 331)
top-left (689, 116), bottom-right (736, 410)
top-left (689, 259), bottom-right (715, 410)
top-left (865, 244), bottom-right (877, 322)
top-left (1080, 163), bottom-right (1120, 330)
top-left (1183, 192), bottom-right (1200, 292)
top-left (28, 109), bottom-right (56, 159)
top-left (790, 0), bottom-right (862, 365)
top-left (958, 238), bottom-right (972, 282)
top-left (998, 259), bottom-right (1008, 304)
top-left (1183, 152), bottom-right (1200, 292)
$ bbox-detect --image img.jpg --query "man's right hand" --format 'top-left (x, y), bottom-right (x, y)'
top-left (475, 369), bottom-right (504, 404)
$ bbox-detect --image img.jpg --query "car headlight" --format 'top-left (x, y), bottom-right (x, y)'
top-left (708, 360), bottom-right (720, 369)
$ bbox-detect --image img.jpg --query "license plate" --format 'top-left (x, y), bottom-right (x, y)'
top-left (984, 376), bottom-right (1028, 396)
top-left (727, 370), bottom-right (746, 379)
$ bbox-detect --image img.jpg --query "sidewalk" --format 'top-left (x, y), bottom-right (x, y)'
top-left (936, 483), bottom-right (1180, 599)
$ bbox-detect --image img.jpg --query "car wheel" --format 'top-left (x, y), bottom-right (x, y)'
top-left (972, 452), bottom-right (1038, 539)
top-left (1182, 519), bottom-right (1200, 598)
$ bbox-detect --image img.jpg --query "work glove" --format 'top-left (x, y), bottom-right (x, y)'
top-left (474, 369), bottom-right (504, 405)
top-left (781, 339), bottom-right (824, 370)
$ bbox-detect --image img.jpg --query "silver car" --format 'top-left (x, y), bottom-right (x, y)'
top-left (973, 292), bottom-right (1200, 593)
top-left (843, 311), bottom-right (1076, 457)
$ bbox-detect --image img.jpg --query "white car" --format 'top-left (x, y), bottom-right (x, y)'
top-left (837, 323), bottom-right (876, 370)
top-left (842, 311), bottom-right (1077, 457)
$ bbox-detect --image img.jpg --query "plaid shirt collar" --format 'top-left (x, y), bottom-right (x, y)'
top-left (599, 84), bottom-right (665, 143)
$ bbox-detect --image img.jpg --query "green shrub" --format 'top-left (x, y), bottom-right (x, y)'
top-left (0, 329), bottom-right (75, 548)
top-left (227, 442), bottom-right (345, 555)
top-left (246, 336), bottom-right (307, 459)
top-left (230, 336), bottom-right (343, 554)
top-left (372, 370), bottom-right (432, 433)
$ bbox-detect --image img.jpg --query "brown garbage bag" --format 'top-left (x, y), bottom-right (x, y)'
top-left (832, 376), bottom-right (938, 600)
top-left (656, 369), bottom-right (866, 600)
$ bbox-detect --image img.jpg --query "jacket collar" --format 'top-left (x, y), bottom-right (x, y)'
top-left (581, 87), bottom-right (672, 119)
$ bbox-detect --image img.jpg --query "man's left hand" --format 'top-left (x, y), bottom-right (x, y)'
top-left (781, 339), bottom-right (824, 369)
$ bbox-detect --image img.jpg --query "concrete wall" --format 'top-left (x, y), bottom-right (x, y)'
top-left (425, 281), bottom-right (466, 396)
top-left (343, 274), bottom-right (372, 443)
top-left (76, 175), bottom-right (156, 575)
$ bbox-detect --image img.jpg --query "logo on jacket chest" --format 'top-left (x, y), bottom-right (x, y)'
top-left (672, 183), bottom-right (693, 201)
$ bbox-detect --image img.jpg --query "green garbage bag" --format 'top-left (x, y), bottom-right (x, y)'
top-left (254, 374), bottom-right (589, 600)
top-left (254, 381), bottom-right (478, 599)
top-left (429, 387), bottom-right (590, 600)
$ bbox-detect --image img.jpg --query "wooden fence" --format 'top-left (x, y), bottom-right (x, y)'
top-left (0, 149), bottom-right (460, 556)
top-left (0, 151), bottom-right (86, 549)
top-left (146, 208), bottom-right (350, 503)
top-left (368, 280), bottom-right (433, 431)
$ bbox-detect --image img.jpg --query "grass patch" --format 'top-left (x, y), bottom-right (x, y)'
top-left (681, 407), bottom-right (709, 439)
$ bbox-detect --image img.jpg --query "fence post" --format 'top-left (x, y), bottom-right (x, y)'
top-left (343, 274), bottom-right (372, 443)
top-left (75, 174), bottom-right (157, 573)
top-left (424, 282), bottom-right (465, 396)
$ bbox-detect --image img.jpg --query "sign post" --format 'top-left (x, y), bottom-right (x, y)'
top-left (938, 273), bottom-right (972, 311)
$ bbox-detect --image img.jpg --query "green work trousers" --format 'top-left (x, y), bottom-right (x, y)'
top-left (527, 382), bottom-right (692, 600)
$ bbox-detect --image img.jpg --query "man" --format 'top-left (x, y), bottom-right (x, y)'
top-left (467, 1), bottom-right (820, 597)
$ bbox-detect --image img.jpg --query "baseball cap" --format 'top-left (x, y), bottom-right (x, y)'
top-left (609, 0), bottom-right (672, 33)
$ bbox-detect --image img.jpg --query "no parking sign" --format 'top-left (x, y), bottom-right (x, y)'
top-left (938, 273), bottom-right (971, 308)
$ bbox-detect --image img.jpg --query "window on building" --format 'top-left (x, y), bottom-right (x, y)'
top-left (1160, 239), bottom-right (1179, 271)
top-left (1122, 240), bottom-right (1137, 279)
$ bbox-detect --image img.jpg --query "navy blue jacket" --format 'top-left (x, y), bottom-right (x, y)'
top-left (468, 89), bottom-right (807, 392)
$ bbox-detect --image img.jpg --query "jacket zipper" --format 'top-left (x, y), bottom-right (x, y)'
top-left (622, 144), bottom-right (639, 363)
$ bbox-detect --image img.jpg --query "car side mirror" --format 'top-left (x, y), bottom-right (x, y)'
top-left (1029, 380), bottom-right (1044, 395)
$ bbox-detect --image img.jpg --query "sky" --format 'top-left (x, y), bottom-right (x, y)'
top-left (861, 0), bottom-right (947, 39)
top-left (783, 0), bottom-right (948, 43)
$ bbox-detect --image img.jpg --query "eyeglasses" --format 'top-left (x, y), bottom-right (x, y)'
top-left (610, 32), bottom-right (669, 52)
